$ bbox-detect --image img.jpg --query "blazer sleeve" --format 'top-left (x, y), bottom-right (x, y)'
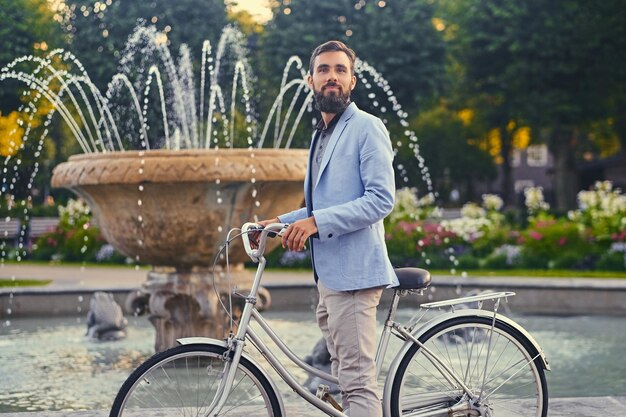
top-left (277, 207), bottom-right (308, 224)
top-left (312, 118), bottom-right (395, 241)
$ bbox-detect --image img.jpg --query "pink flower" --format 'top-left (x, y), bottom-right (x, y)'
top-left (529, 231), bottom-right (543, 240)
top-left (558, 237), bottom-right (567, 246)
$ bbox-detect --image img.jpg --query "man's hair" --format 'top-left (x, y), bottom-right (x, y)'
top-left (309, 40), bottom-right (356, 76)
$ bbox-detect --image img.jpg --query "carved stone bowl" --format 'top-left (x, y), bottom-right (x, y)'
top-left (51, 149), bottom-right (308, 269)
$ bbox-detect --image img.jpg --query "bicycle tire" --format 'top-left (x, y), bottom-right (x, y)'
top-left (390, 315), bottom-right (548, 417)
top-left (110, 343), bottom-right (282, 417)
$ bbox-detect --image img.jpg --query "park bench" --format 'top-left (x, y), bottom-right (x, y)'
top-left (0, 218), bottom-right (21, 245)
top-left (28, 217), bottom-right (60, 239)
top-left (0, 217), bottom-right (60, 247)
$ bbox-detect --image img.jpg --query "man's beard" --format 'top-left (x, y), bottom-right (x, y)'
top-left (313, 84), bottom-right (351, 113)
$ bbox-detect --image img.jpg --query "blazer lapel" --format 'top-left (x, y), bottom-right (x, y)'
top-left (314, 102), bottom-right (357, 190)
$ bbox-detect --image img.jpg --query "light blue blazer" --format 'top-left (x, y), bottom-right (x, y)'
top-left (279, 102), bottom-right (399, 291)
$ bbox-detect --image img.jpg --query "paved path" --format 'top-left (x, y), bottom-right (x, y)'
top-left (6, 396), bottom-right (626, 417)
top-left (0, 263), bottom-right (312, 289)
top-left (3, 262), bottom-right (626, 291)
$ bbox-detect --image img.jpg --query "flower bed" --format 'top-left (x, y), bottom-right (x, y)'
top-left (386, 182), bottom-right (626, 272)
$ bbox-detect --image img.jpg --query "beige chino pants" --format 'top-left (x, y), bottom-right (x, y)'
top-left (316, 280), bottom-right (384, 417)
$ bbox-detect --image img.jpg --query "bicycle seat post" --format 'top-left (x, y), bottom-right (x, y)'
top-left (375, 290), bottom-right (402, 377)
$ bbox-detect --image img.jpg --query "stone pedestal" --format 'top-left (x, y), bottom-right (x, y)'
top-left (127, 264), bottom-right (270, 352)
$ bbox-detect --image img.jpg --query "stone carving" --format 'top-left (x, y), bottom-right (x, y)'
top-left (86, 292), bottom-right (128, 341)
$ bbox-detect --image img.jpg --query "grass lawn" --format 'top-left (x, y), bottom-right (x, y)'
top-left (0, 278), bottom-right (51, 288)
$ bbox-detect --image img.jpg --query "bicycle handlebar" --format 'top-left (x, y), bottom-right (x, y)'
top-left (241, 222), bottom-right (288, 262)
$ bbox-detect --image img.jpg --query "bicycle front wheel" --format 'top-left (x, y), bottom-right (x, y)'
top-left (110, 343), bottom-right (282, 417)
top-left (390, 316), bottom-right (548, 417)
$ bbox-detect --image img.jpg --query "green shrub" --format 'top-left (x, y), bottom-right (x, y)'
top-left (481, 253), bottom-right (511, 270)
top-left (457, 254), bottom-right (480, 270)
top-left (595, 252), bottom-right (626, 271)
top-left (549, 251), bottom-right (588, 270)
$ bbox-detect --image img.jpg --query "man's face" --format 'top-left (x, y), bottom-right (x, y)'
top-left (308, 51), bottom-right (357, 114)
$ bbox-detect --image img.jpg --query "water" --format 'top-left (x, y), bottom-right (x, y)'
top-left (0, 311), bottom-right (624, 413)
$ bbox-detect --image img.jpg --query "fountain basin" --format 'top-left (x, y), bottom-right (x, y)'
top-left (51, 149), bottom-right (308, 269)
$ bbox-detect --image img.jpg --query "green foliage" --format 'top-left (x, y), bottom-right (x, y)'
top-left (481, 253), bottom-right (511, 270)
top-left (519, 218), bottom-right (596, 269)
top-left (408, 105), bottom-right (495, 202)
top-left (440, 0), bottom-right (626, 208)
top-left (0, 0), bottom-right (66, 112)
top-left (595, 252), bottom-right (626, 272)
top-left (0, 278), bottom-right (51, 287)
top-left (257, 0), bottom-right (447, 150)
top-left (30, 199), bottom-right (125, 263)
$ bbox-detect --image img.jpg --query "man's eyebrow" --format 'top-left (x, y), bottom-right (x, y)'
top-left (316, 63), bottom-right (348, 71)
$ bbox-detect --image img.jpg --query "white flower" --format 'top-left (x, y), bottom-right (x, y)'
top-left (390, 188), bottom-right (437, 222)
top-left (58, 198), bottom-right (91, 224)
top-left (577, 190), bottom-right (597, 210)
top-left (417, 193), bottom-right (436, 207)
top-left (461, 202), bottom-right (486, 219)
top-left (524, 187), bottom-right (549, 213)
top-left (481, 194), bottom-right (504, 211)
top-left (390, 187), bottom-right (419, 222)
top-left (441, 217), bottom-right (491, 242)
top-left (567, 210), bottom-right (581, 221)
top-left (595, 180), bottom-right (613, 193)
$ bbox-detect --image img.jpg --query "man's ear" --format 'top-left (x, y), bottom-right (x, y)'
top-left (350, 74), bottom-right (357, 91)
top-left (307, 73), bottom-right (313, 90)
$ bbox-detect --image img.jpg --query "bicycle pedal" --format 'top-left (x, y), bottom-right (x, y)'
top-left (316, 384), bottom-right (343, 411)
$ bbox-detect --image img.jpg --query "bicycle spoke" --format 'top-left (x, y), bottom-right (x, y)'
top-left (405, 358), bottom-right (457, 393)
top-left (392, 318), bottom-right (546, 417)
top-left (113, 346), bottom-right (279, 417)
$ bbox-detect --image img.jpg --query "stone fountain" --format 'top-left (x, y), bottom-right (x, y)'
top-left (52, 149), bottom-right (307, 350)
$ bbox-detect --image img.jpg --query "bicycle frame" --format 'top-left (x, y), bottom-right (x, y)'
top-left (182, 223), bottom-right (549, 417)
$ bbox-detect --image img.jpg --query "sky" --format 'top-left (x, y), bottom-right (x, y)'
top-left (228, 0), bottom-right (273, 23)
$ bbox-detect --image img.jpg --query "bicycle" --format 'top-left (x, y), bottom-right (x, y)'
top-left (110, 222), bottom-right (550, 417)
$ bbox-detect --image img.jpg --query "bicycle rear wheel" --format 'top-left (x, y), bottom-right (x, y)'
top-left (390, 316), bottom-right (548, 417)
top-left (110, 343), bottom-right (282, 417)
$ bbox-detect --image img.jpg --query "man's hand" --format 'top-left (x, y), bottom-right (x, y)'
top-left (250, 217), bottom-right (279, 249)
top-left (282, 216), bottom-right (318, 252)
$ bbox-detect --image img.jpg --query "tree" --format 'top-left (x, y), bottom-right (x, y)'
top-left (0, 0), bottom-right (66, 113)
top-left (409, 104), bottom-right (496, 203)
top-left (443, 0), bottom-right (626, 209)
top-left (257, 0), bottom-right (447, 150)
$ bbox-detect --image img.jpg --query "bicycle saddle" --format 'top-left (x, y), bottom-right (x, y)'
top-left (393, 268), bottom-right (432, 290)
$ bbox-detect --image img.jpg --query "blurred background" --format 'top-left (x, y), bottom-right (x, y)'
top-left (1, 0), bottom-right (625, 271)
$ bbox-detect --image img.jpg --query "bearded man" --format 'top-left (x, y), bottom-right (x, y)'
top-left (258, 40), bottom-right (398, 417)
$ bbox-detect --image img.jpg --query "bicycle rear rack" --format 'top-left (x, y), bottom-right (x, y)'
top-left (420, 291), bottom-right (515, 311)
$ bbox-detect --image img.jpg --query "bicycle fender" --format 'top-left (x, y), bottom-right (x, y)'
top-left (382, 309), bottom-right (550, 416)
top-left (177, 337), bottom-right (286, 416)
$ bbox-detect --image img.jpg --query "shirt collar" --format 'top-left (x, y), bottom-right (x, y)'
top-left (315, 109), bottom-right (345, 132)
